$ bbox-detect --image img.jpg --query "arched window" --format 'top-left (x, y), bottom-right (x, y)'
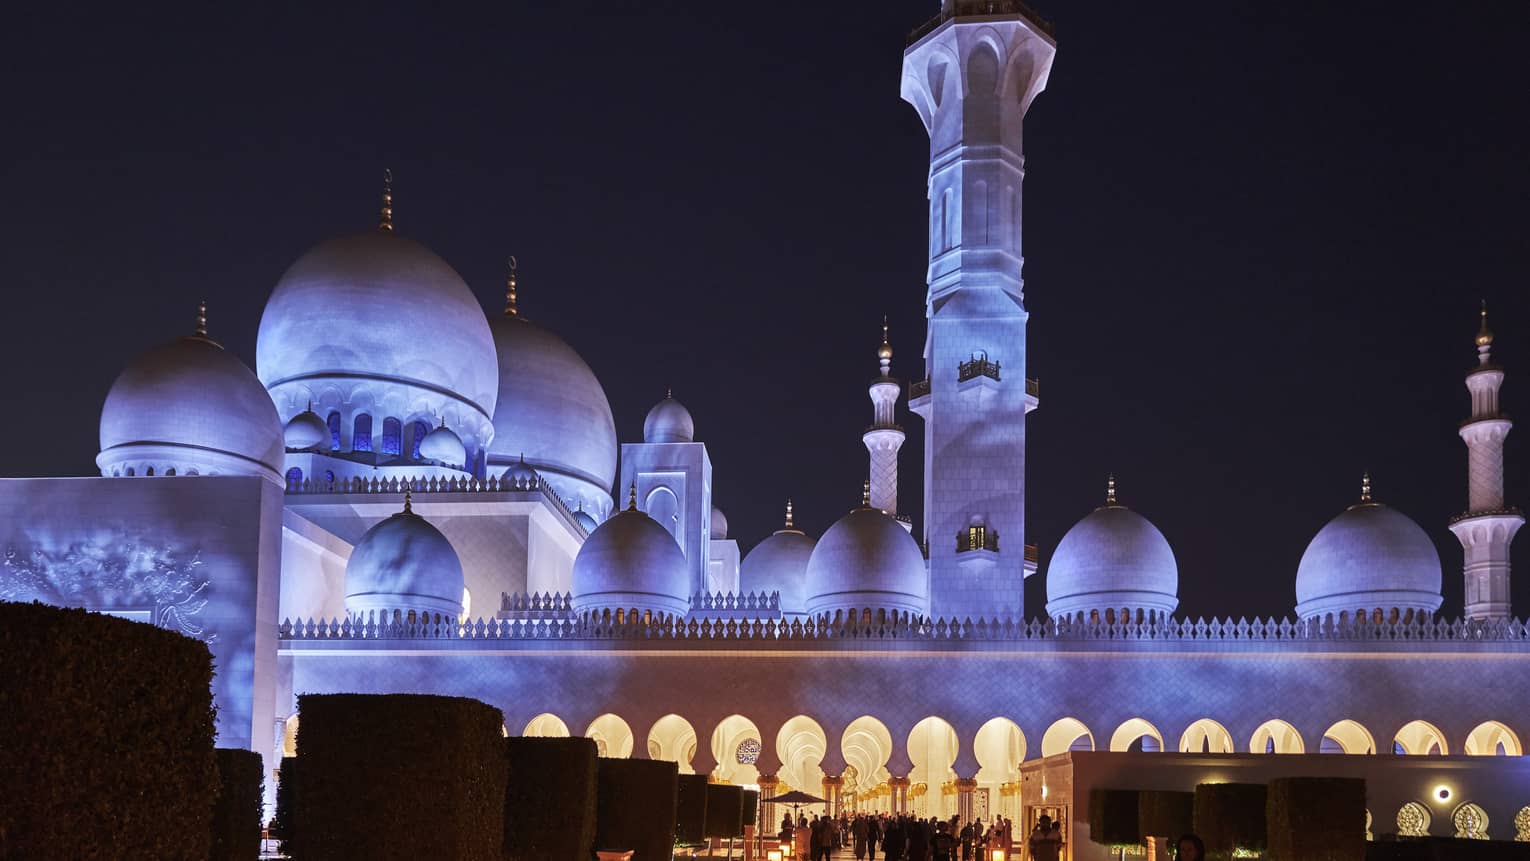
top-left (380, 418), bottom-right (402, 456)
top-left (410, 421), bottom-right (429, 459)
top-left (164, 468), bottom-right (176, 476)
top-left (327, 412), bottom-right (341, 451)
top-left (286, 467), bottom-right (303, 490)
top-left (145, 466), bottom-right (155, 476)
top-left (322, 470), bottom-right (335, 484)
top-left (352, 414), bottom-right (373, 452)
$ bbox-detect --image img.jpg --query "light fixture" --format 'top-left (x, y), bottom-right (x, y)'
top-left (767, 852), bottom-right (783, 861)
top-left (991, 851), bottom-right (1006, 861)
top-left (1435, 785), bottom-right (1452, 801)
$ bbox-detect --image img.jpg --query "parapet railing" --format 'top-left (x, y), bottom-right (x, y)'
top-left (279, 611), bottom-right (1530, 644)
top-left (908, 0), bottom-right (1056, 45)
top-left (499, 592), bottom-right (574, 615)
top-left (284, 473), bottom-right (589, 538)
top-left (691, 591), bottom-right (781, 613)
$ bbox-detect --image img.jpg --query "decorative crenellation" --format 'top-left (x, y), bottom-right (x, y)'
top-left (690, 591), bottom-right (782, 613)
top-left (278, 610), bottom-right (1530, 645)
top-left (498, 591), bottom-right (574, 615)
top-left (284, 472), bottom-right (588, 537)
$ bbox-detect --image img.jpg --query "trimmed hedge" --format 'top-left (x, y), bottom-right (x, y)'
top-left (1266, 777), bottom-right (1365, 861)
top-left (289, 693), bottom-right (507, 860)
top-left (1195, 783), bottom-right (1267, 858)
top-left (1088, 789), bottom-right (1141, 846)
top-left (1367, 837), bottom-right (1530, 860)
top-left (704, 783), bottom-right (745, 838)
top-left (676, 774), bottom-right (711, 844)
top-left (502, 736), bottom-right (598, 861)
top-left (595, 758), bottom-right (679, 860)
top-left (1137, 790), bottom-right (1193, 843)
top-left (271, 757), bottom-right (300, 844)
top-left (211, 748), bottom-right (265, 861)
top-left (0, 601), bottom-right (218, 860)
top-left (742, 789), bottom-right (759, 828)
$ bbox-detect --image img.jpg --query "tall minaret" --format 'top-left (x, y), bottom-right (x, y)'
top-left (864, 319), bottom-right (906, 522)
top-left (1448, 304), bottom-right (1524, 621)
top-left (902, 3), bottom-right (1055, 619)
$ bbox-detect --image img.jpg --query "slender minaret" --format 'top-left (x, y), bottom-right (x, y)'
top-left (1448, 304), bottom-right (1524, 621)
top-left (864, 318), bottom-right (906, 520)
top-left (902, 3), bottom-right (1055, 619)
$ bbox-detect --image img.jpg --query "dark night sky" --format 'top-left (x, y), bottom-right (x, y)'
top-left (4, 1), bottom-right (1528, 619)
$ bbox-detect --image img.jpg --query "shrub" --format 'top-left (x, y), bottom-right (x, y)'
top-left (1137, 790), bottom-right (1193, 844)
top-left (211, 748), bottom-right (265, 861)
top-left (1088, 788), bottom-right (1141, 846)
top-left (502, 736), bottom-right (598, 861)
top-left (676, 774), bottom-right (711, 844)
top-left (0, 601), bottom-right (217, 860)
top-left (1195, 783), bottom-right (1267, 859)
top-left (1266, 777), bottom-right (1365, 861)
top-left (595, 758), bottom-right (679, 860)
top-left (289, 693), bottom-right (506, 860)
top-left (742, 789), bottom-right (759, 828)
top-left (705, 783), bottom-right (745, 838)
top-left (270, 757), bottom-right (300, 844)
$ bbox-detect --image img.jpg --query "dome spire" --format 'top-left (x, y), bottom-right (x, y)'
top-left (862, 479), bottom-right (872, 509)
top-left (1104, 473), bottom-right (1118, 507)
top-left (785, 498), bottom-right (794, 529)
top-left (403, 485), bottom-right (413, 515)
top-left (194, 300), bottom-right (208, 338)
top-left (627, 481), bottom-right (638, 511)
top-left (505, 255), bottom-right (519, 317)
top-left (878, 316), bottom-right (893, 377)
top-left (1476, 300), bottom-right (1494, 364)
top-left (378, 168), bottom-right (394, 232)
top-left (1360, 471), bottom-right (1372, 504)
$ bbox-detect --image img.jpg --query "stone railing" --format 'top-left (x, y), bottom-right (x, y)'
top-left (279, 611), bottom-right (1530, 645)
top-left (284, 473), bottom-right (589, 538)
top-left (957, 355), bottom-right (1001, 383)
top-left (909, 378), bottom-right (931, 400)
top-left (499, 591), bottom-right (574, 616)
top-left (690, 591), bottom-right (781, 614)
top-left (908, 0), bottom-right (1055, 45)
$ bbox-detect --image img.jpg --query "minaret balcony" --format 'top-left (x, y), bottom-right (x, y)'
top-left (907, 0), bottom-right (1055, 46)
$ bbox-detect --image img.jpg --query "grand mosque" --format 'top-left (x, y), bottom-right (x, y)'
top-left (4, 1), bottom-right (1530, 855)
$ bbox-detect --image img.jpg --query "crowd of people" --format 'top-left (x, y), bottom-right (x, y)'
top-left (780, 811), bottom-right (1015, 861)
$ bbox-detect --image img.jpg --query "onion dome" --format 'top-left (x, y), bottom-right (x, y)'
top-left (283, 404), bottom-right (330, 451)
top-left (740, 500), bottom-right (815, 614)
top-left (805, 487), bottom-right (928, 617)
top-left (486, 259), bottom-right (617, 513)
top-left (711, 505), bottom-right (729, 541)
top-left (571, 485), bottom-right (690, 618)
top-left (572, 502), bottom-right (599, 533)
top-left (502, 453), bottom-right (540, 488)
top-left (97, 303), bottom-right (283, 482)
top-left (1295, 474), bottom-right (1443, 621)
top-left (644, 391), bottom-right (695, 443)
top-left (344, 491), bottom-right (465, 618)
top-left (1045, 476), bottom-right (1179, 622)
top-left (256, 175), bottom-right (497, 460)
top-left (419, 422), bottom-right (465, 465)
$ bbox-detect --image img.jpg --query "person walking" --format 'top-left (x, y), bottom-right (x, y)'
top-left (1174, 833), bottom-right (1206, 861)
top-left (882, 817), bottom-right (906, 861)
top-left (854, 815), bottom-right (869, 860)
top-left (866, 815), bottom-right (881, 861)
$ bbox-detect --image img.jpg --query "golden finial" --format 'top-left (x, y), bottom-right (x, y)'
top-left (627, 481), bottom-right (638, 511)
top-left (862, 480), bottom-right (872, 509)
top-left (1360, 471), bottom-right (1372, 504)
top-left (403, 485), bottom-right (413, 514)
top-left (505, 256), bottom-right (519, 317)
top-left (1105, 473), bottom-right (1117, 506)
top-left (785, 498), bottom-right (794, 529)
top-left (378, 168), bottom-right (394, 232)
top-left (1476, 300), bottom-right (1494, 348)
top-left (194, 300), bottom-right (208, 338)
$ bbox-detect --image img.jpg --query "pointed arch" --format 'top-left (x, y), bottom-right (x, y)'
top-left (1464, 721), bottom-right (1522, 756)
top-left (1249, 719), bottom-right (1304, 754)
top-left (1321, 719), bottom-right (1376, 755)
top-left (1393, 720), bottom-right (1449, 756)
top-left (1179, 718), bottom-right (1235, 754)
top-left (1041, 718), bottom-right (1094, 757)
top-left (1109, 718), bottom-right (1163, 753)
top-left (585, 713), bottom-right (633, 758)
top-left (646, 714), bottom-right (697, 773)
top-left (523, 713), bottom-right (570, 738)
top-left (711, 714), bottom-right (763, 786)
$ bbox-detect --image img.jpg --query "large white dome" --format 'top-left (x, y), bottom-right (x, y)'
top-left (98, 329), bottom-right (283, 482)
top-left (740, 527), bottom-right (815, 615)
top-left (256, 231), bottom-right (498, 465)
top-left (1295, 501), bottom-right (1443, 621)
top-left (571, 504), bottom-right (690, 619)
top-left (1045, 503), bottom-right (1179, 622)
top-left (805, 507), bottom-right (927, 618)
top-left (344, 499), bottom-right (465, 618)
top-left (486, 316), bottom-right (616, 515)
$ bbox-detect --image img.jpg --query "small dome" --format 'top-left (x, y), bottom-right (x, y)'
top-left (571, 505), bottom-right (690, 618)
top-left (98, 329), bottom-right (283, 482)
top-left (345, 498), bottom-right (465, 618)
top-left (711, 505), bottom-right (729, 540)
top-left (805, 507), bottom-right (927, 618)
top-left (502, 453), bottom-right (539, 488)
top-left (644, 394), bottom-right (695, 444)
top-left (1295, 501), bottom-right (1443, 621)
top-left (1045, 503), bottom-right (1179, 622)
top-left (740, 527), bottom-right (816, 614)
top-left (283, 408), bottom-right (330, 451)
top-left (486, 316), bottom-right (616, 511)
top-left (572, 505), bottom-right (599, 533)
top-left (419, 424), bottom-right (465, 465)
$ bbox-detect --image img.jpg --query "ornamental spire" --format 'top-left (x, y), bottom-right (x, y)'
top-left (1360, 471), bottom-right (1372, 504)
top-left (878, 316), bottom-right (893, 377)
top-left (627, 481), bottom-right (638, 511)
top-left (378, 168), bottom-right (394, 232)
top-left (505, 256), bottom-right (519, 317)
top-left (1105, 473), bottom-right (1117, 507)
top-left (403, 485), bottom-right (413, 514)
top-left (785, 498), bottom-right (794, 529)
top-left (194, 300), bottom-right (207, 338)
top-left (1476, 300), bottom-right (1494, 366)
top-left (862, 479), bottom-right (872, 509)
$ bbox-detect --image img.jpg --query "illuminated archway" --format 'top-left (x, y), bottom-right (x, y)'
top-left (711, 714), bottom-right (763, 786)
top-left (1464, 721), bottom-right (1522, 756)
top-left (281, 714), bottom-right (300, 757)
top-left (1108, 718), bottom-right (1163, 753)
top-left (1041, 718), bottom-right (1094, 757)
top-left (1393, 720), bottom-right (1449, 756)
top-left (1249, 719), bottom-right (1304, 754)
top-left (1320, 719), bottom-right (1376, 755)
top-left (841, 716), bottom-right (894, 811)
top-left (974, 717), bottom-right (1026, 822)
top-left (646, 714), bottom-right (698, 773)
top-left (586, 713), bottom-right (634, 758)
top-left (523, 713), bottom-right (571, 738)
top-left (775, 715), bottom-right (828, 800)
top-left (907, 716), bottom-right (959, 818)
top-left (1179, 719), bottom-right (1235, 754)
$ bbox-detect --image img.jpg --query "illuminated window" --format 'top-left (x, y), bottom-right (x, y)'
top-left (353, 414), bottom-right (373, 452)
top-left (327, 412), bottom-right (341, 450)
top-left (736, 738), bottom-right (761, 764)
top-left (286, 467), bottom-right (303, 490)
top-left (380, 417), bottom-right (402, 456)
top-left (411, 421), bottom-right (429, 459)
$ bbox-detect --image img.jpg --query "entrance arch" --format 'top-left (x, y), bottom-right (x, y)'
top-left (523, 713), bottom-right (571, 738)
top-left (907, 716), bottom-right (959, 819)
top-left (1249, 719), bottom-right (1304, 754)
top-left (646, 714), bottom-right (697, 773)
top-left (586, 713), bottom-right (634, 758)
top-left (1179, 718), bottom-right (1235, 754)
top-left (776, 715), bottom-right (828, 800)
top-left (841, 716), bottom-right (894, 812)
top-left (1109, 718), bottom-right (1163, 753)
top-left (711, 714), bottom-right (763, 786)
top-left (1041, 718), bottom-right (1094, 757)
top-left (974, 717), bottom-right (1026, 822)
